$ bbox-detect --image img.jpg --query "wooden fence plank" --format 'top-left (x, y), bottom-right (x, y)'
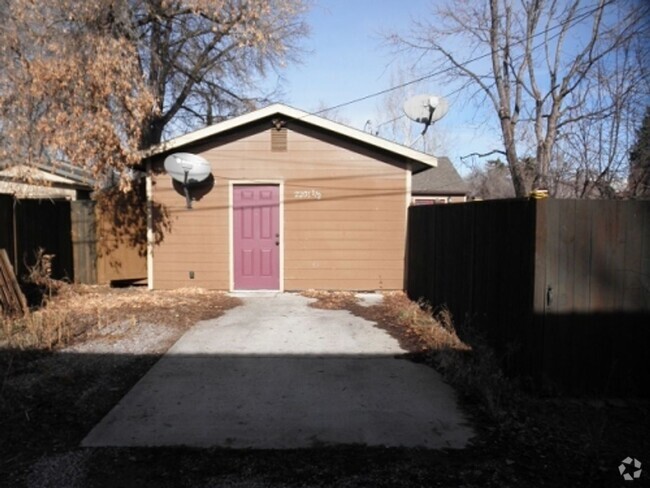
top-left (71, 200), bottom-right (97, 284)
top-left (621, 202), bottom-right (643, 309)
top-left (0, 248), bottom-right (28, 316)
top-left (0, 195), bottom-right (14, 262)
top-left (638, 202), bottom-right (650, 311)
top-left (590, 201), bottom-right (614, 312)
top-left (572, 200), bottom-right (591, 313)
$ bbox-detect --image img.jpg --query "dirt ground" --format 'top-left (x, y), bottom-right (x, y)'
top-left (1, 287), bottom-right (648, 488)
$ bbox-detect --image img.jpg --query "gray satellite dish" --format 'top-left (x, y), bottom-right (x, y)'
top-left (403, 94), bottom-right (449, 135)
top-left (164, 152), bottom-right (211, 209)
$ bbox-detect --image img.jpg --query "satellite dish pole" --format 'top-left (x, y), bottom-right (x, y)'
top-left (180, 157), bottom-right (192, 209)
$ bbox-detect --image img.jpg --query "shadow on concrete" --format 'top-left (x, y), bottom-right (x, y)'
top-left (0, 345), bottom-right (473, 477)
top-left (80, 352), bottom-right (473, 449)
top-left (2, 344), bottom-right (647, 488)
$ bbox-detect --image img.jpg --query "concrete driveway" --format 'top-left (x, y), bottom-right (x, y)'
top-left (82, 293), bottom-right (474, 449)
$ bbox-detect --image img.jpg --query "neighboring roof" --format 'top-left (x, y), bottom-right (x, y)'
top-left (35, 161), bottom-right (96, 188)
top-left (144, 103), bottom-right (438, 170)
top-left (0, 165), bottom-right (88, 199)
top-left (0, 160), bottom-right (95, 189)
top-left (411, 157), bottom-right (469, 195)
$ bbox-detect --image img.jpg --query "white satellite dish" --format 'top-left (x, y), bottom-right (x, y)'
top-left (164, 152), bottom-right (211, 209)
top-left (404, 94), bottom-right (449, 134)
top-left (164, 152), bottom-right (211, 185)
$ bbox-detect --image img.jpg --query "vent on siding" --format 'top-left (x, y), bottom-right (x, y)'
top-left (271, 122), bottom-right (288, 152)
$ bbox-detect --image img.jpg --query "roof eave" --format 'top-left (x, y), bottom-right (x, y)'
top-left (142, 104), bottom-right (438, 169)
top-left (0, 174), bottom-right (92, 191)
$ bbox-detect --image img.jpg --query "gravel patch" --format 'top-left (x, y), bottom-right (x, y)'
top-left (64, 320), bottom-right (178, 355)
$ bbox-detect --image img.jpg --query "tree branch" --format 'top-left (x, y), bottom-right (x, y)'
top-left (461, 149), bottom-right (507, 160)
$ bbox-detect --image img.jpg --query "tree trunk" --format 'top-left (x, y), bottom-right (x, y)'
top-left (141, 117), bottom-right (166, 149)
top-left (501, 118), bottom-right (528, 197)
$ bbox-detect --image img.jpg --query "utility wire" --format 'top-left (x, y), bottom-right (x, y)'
top-left (309, 2), bottom-right (612, 120)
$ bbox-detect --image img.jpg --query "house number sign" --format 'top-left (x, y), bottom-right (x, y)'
top-left (293, 189), bottom-right (322, 200)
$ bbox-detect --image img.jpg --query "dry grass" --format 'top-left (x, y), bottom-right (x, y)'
top-left (375, 292), bottom-right (469, 352)
top-left (302, 290), bottom-right (514, 419)
top-left (301, 289), bottom-right (358, 309)
top-left (303, 290), bottom-right (468, 353)
top-left (374, 293), bottom-right (514, 419)
top-left (1, 284), bottom-right (241, 350)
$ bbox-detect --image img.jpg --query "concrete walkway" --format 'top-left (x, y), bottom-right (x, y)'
top-left (82, 293), bottom-right (474, 449)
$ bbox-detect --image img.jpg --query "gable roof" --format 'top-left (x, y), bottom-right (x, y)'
top-left (144, 103), bottom-right (438, 170)
top-left (411, 157), bottom-right (468, 195)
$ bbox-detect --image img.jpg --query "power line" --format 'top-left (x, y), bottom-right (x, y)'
top-left (310, 2), bottom-right (611, 119)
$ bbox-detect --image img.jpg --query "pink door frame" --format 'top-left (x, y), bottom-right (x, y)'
top-left (232, 184), bottom-right (281, 290)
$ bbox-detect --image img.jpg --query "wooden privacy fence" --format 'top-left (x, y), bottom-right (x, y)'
top-left (0, 194), bottom-right (146, 291)
top-left (407, 199), bottom-right (650, 396)
top-left (0, 196), bottom-right (74, 284)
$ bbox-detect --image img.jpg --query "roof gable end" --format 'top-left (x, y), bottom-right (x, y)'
top-left (144, 104), bottom-right (437, 170)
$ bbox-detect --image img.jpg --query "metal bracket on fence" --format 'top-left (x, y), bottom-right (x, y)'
top-left (546, 286), bottom-right (553, 307)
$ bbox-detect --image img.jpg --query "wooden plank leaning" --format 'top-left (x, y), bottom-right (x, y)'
top-left (0, 248), bottom-right (28, 317)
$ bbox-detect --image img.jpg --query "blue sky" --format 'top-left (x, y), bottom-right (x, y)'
top-left (279, 0), bottom-right (414, 113)
top-left (266, 0), bottom-right (501, 173)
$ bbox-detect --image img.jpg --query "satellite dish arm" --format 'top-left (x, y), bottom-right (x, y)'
top-left (183, 170), bottom-right (192, 209)
top-left (421, 105), bottom-right (436, 136)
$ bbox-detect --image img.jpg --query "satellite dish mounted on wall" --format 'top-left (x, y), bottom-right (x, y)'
top-left (164, 152), bottom-right (211, 209)
top-left (403, 94), bottom-right (449, 136)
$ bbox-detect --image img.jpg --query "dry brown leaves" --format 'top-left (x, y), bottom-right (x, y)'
top-left (2, 284), bottom-right (241, 350)
top-left (52, 284), bottom-right (242, 329)
top-left (302, 290), bottom-right (469, 354)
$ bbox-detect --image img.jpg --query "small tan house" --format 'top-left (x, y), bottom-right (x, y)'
top-left (145, 104), bottom-right (444, 291)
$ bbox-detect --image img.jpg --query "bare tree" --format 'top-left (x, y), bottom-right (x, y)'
top-left (388, 0), bottom-right (649, 197)
top-left (628, 106), bottom-right (650, 198)
top-left (0, 0), bottom-right (309, 188)
top-left (125, 0), bottom-right (309, 146)
top-left (466, 159), bottom-right (516, 199)
top-left (312, 101), bottom-right (352, 126)
top-left (551, 32), bottom-right (649, 198)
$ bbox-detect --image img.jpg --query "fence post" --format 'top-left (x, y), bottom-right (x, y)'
top-left (70, 200), bottom-right (97, 284)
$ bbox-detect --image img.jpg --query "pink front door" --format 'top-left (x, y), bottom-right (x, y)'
top-left (233, 185), bottom-right (280, 290)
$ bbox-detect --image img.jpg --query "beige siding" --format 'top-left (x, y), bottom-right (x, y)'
top-left (96, 189), bottom-right (148, 284)
top-left (151, 122), bottom-right (408, 290)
